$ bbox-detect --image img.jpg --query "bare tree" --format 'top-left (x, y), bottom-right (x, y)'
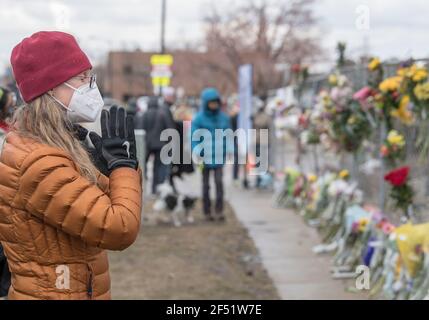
top-left (202, 0), bottom-right (321, 96)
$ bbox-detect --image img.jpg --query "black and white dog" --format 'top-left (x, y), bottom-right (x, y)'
top-left (153, 183), bottom-right (197, 227)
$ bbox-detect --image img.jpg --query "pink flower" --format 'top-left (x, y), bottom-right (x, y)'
top-left (353, 86), bottom-right (373, 102)
top-left (381, 222), bottom-right (395, 235)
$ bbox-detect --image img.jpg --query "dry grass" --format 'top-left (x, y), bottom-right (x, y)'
top-left (108, 200), bottom-right (280, 299)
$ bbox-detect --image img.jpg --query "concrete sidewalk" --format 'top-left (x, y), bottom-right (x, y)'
top-left (224, 177), bottom-right (365, 300)
top-left (173, 166), bottom-right (365, 299)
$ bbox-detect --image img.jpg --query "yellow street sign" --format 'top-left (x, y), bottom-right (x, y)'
top-left (150, 54), bottom-right (173, 66)
top-left (152, 77), bottom-right (171, 86)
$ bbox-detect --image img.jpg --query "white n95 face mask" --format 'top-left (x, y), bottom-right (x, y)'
top-left (78, 107), bottom-right (102, 136)
top-left (50, 82), bottom-right (104, 123)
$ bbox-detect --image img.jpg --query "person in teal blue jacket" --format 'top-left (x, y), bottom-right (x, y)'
top-left (191, 88), bottom-right (231, 221)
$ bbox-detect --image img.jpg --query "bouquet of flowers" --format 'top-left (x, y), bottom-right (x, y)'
top-left (391, 95), bottom-right (415, 126)
top-left (318, 171), bottom-right (363, 243)
top-left (414, 82), bottom-right (429, 112)
top-left (329, 205), bottom-right (373, 268)
top-left (274, 168), bottom-right (307, 208)
top-left (377, 75), bottom-right (404, 128)
top-left (398, 63), bottom-right (428, 117)
top-left (300, 110), bottom-right (327, 146)
top-left (304, 172), bottom-right (336, 224)
top-left (395, 223), bottom-right (429, 278)
top-left (383, 223), bottom-right (429, 299)
top-left (384, 166), bottom-right (414, 217)
top-left (412, 81), bottom-right (429, 157)
top-left (353, 86), bottom-right (378, 121)
top-left (320, 75), bottom-right (372, 153)
top-left (380, 130), bottom-right (406, 168)
top-left (367, 57), bottom-right (383, 87)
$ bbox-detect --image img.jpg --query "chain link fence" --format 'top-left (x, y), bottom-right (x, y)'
top-left (273, 60), bottom-right (429, 223)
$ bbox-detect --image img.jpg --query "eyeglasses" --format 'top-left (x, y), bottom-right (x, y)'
top-left (72, 73), bottom-right (97, 89)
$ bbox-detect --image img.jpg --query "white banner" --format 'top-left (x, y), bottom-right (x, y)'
top-left (238, 64), bottom-right (253, 156)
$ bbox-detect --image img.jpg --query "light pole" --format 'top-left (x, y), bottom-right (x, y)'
top-left (157, 0), bottom-right (167, 96)
top-left (161, 0), bottom-right (166, 54)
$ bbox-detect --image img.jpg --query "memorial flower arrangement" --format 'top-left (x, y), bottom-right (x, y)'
top-left (274, 56), bottom-right (429, 300)
top-left (318, 75), bottom-right (372, 153)
top-left (384, 166), bottom-right (414, 216)
top-left (368, 58), bottom-right (381, 72)
top-left (398, 64), bottom-right (428, 116)
top-left (412, 79), bottom-right (429, 157)
top-left (380, 130), bottom-right (406, 167)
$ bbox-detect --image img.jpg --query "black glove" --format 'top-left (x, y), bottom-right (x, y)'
top-left (72, 124), bottom-right (110, 177)
top-left (89, 105), bottom-right (138, 174)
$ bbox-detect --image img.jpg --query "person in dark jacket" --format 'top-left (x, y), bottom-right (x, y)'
top-left (142, 96), bottom-right (176, 194)
top-left (191, 88), bottom-right (231, 221)
top-left (162, 87), bottom-right (176, 124)
top-left (161, 87), bottom-right (176, 182)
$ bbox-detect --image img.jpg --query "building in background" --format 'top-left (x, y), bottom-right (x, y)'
top-left (101, 50), bottom-right (239, 102)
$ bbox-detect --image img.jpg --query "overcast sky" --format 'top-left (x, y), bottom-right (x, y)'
top-left (0, 0), bottom-right (428, 75)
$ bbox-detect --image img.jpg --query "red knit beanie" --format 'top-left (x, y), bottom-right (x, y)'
top-left (10, 31), bottom-right (92, 103)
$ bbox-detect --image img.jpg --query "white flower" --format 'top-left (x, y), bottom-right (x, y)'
top-left (337, 75), bottom-right (348, 87)
top-left (328, 179), bottom-right (349, 197)
top-left (344, 181), bottom-right (358, 195)
top-left (300, 130), bottom-right (310, 144)
top-left (360, 159), bottom-right (382, 175)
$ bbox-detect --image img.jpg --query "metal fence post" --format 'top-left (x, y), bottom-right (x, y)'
top-left (134, 129), bottom-right (146, 201)
top-left (378, 123), bottom-right (386, 211)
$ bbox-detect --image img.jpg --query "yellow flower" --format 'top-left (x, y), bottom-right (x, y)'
top-left (387, 130), bottom-right (405, 147)
top-left (347, 116), bottom-right (357, 125)
top-left (368, 58), bottom-right (381, 71)
top-left (328, 74), bottom-right (338, 86)
top-left (339, 169), bottom-right (349, 179)
top-left (308, 174), bottom-right (317, 183)
top-left (379, 76), bottom-right (402, 93)
top-left (397, 68), bottom-right (408, 77)
top-left (414, 83), bottom-right (429, 101)
top-left (358, 217), bottom-right (370, 232)
top-left (398, 64), bottom-right (428, 82)
top-left (390, 95), bottom-right (414, 125)
top-left (413, 68), bottom-right (428, 82)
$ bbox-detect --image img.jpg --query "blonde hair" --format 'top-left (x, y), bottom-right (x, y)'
top-left (11, 94), bottom-right (98, 183)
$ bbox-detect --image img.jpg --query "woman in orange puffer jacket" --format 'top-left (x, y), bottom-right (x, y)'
top-left (0, 31), bottom-right (142, 300)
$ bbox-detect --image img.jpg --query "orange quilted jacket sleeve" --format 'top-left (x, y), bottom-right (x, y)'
top-left (18, 148), bottom-right (142, 251)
